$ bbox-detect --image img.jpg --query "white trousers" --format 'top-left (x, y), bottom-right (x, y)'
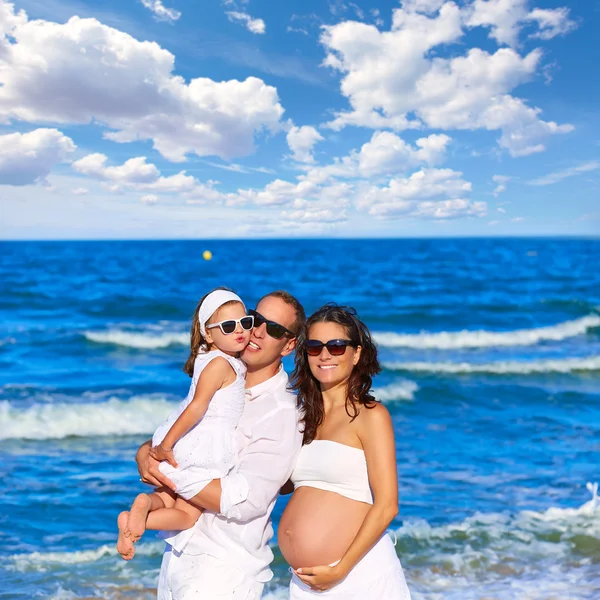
top-left (289, 533), bottom-right (411, 599)
top-left (157, 545), bottom-right (264, 600)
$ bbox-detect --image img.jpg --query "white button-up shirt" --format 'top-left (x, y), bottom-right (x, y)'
top-left (174, 365), bottom-right (302, 582)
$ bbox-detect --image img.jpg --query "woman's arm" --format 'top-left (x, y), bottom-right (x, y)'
top-left (295, 403), bottom-right (398, 590)
top-left (150, 357), bottom-right (232, 465)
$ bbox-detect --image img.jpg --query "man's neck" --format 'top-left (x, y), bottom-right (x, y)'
top-left (245, 360), bottom-right (282, 389)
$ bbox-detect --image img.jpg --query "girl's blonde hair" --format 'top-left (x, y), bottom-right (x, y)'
top-left (183, 286), bottom-right (240, 377)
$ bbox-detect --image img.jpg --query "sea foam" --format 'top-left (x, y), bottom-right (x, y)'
top-left (385, 355), bottom-right (600, 375)
top-left (373, 380), bottom-right (419, 401)
top-left (84, 329), bottom-right (188, 349)
top-left (0, 395), bottom-right (177, 440)
top-left (373, 314), bottom-right (600, 349)
top-left (83, 314), bottom-right (600, 351)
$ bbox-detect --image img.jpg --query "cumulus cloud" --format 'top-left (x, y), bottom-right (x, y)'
top-left (140, 0), bottom-right (181, 22)
top-left (226, 11), bottom-right (266, 34)
top-left (527, 7), bottom-right (577, 40)
top-left (320, 2), bottom-right (573, 156)
top-left (286, 125), bottom-right (324, 163)
top-left (0, 128), bottom-right (75, 186)
top-left (0, 4), bottom-right (283, 162)
top-left (140, 194), bottom-right (158, 204)
top-left (357, 168), bottom-right (486, 219)
top-left (465, 0), bottom-right (576, 47)
top-left (73, 154), bottom-right (160, 183)
top-left (300, 131), bottom-right (451, 183)
top-left (72, 152), bottom-right (224, 201)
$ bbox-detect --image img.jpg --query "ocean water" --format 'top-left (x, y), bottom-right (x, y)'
top-left (1, 238), bottom-right (599, 600)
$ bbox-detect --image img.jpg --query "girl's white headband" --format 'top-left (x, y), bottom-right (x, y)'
top-left (199, 290), bottom-right (245, 336)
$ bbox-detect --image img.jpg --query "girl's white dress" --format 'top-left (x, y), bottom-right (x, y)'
top-left (152, 349), bottom-right (246, 500)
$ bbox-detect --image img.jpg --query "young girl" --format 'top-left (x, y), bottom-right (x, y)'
top-left (116, 288), bottom-right (253, 560)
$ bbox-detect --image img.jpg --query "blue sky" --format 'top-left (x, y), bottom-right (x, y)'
top-left (1, 0), bottom-right (599, 239)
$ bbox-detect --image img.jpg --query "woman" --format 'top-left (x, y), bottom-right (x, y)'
top-left (278, 304), bottom-right (411, 598)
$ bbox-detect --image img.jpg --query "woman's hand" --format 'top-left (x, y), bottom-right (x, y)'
top-left (149, 444), bottom-right (178, 468)
top-left (293, 564), bottom-right (347, 591)
top-left (136, 441), bottom-right (177, 490)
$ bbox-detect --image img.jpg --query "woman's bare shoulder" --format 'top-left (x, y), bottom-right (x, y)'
top-left (354, 401), bottom-right (392, 431)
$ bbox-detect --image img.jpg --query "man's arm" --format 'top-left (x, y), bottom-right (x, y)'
top-left (188, 404), bottom-right (301, 520)
top-left (136, 440), bottom-right (176, 490)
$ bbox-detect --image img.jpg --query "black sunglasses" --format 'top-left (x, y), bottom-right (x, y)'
top-left (249, 309), bottom-right (295, 340)
top-left (305, 339), bottom-right (356, 357)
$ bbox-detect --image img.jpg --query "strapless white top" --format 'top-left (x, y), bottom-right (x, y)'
top-left (291, 439), bottom-right (374, 504)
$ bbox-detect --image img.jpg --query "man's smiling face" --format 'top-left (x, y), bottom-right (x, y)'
top-left (241, 295), bottom-right (297, 371)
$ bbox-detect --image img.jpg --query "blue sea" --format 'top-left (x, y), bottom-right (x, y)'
top-left (1, 238), bottom-right (599, 600)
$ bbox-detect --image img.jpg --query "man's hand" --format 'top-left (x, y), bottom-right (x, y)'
top-left (150, 444), bottom-right (178, 468)
top-left (136, 440), bottom-right (177, 491)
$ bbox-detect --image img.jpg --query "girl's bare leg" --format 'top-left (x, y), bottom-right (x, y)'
top-left (145, 496), bottom-right (203, 532)
top-left (126, 487), bottom-right (176, 542)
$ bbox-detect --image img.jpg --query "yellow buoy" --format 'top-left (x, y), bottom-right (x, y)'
top-left (202, 250), bottom-right (213, 261)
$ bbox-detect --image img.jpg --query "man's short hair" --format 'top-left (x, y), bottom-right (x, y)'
top-left (258, 290), bottom-right (306, 336)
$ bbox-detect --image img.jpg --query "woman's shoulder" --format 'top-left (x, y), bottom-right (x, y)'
top-left (353, 401), bottom-right (392, 433)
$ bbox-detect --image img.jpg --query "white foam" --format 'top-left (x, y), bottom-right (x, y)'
top-left (395, 484), bottom-right (600, 599)
top-left (84, 329), bottom-right (188, 349)
top-left (8, 541), bottom-right (164, 571)
top-left (386, 355), bottom-right (600, 374)
top-left (373, 380), bottom-right (419, 402)
top-left (0, 395), bottom-right (177, 440)
top-left (373, 314), bottom-right (600, 349)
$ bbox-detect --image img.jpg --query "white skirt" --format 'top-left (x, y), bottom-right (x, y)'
top-left (289, 533), bottom-right (411, 600)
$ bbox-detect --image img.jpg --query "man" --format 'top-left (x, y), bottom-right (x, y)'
top-left (136, 290), bottom-right (305, 599)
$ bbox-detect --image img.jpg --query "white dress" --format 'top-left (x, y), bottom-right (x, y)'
top-left (152, 349), bottom-right (246, 500)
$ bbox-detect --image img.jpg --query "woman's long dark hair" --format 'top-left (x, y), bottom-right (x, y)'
top-left (291, 303), bottom-right (381, 444)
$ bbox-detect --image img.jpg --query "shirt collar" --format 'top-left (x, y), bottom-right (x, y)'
top-left (245, 364), bottom-right (289, 401)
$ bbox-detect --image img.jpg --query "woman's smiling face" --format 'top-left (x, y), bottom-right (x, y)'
top-left (306, 321), bottom-right (361, 390)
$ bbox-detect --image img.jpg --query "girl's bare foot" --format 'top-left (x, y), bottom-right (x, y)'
top-left (117, 511), bottom-right (135, 560)
top-left (127, 493), bottom-right (151, 542)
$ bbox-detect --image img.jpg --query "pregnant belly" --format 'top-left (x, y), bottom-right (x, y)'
top-left (278, 487), bottom-right (371, 569)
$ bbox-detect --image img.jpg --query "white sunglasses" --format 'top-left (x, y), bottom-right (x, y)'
top-left (206, 315), bottom-right (254, 335)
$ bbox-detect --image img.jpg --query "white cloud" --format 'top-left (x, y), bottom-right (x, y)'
top-left (226, 11), bottom-right (266, 34)
top-left (492, 174), bottom-right (511, 197)
top-left (72, 187), bottom-right (89, 195)
top-left (72, 152), bottom-right (224, 202)
top-left (73, 154), bottom-right (160, 183)
top-left (528, 161), bottom-right (600, 186)
top-left (528, 8), bottom-right (577, 40)
top-left (511, 216), bottom-right (524, 222)
top-left (401, 0), bottom-right (446, 14)
top-left (465, 0), bottom-right (576, 47)
top-left (300, 131), bottom-right (451, 183)
top-left (140, 0), bottom-right (181, 23)
top-left (0, 4), bottom-right (283, 162)
top-left (357, 168), bottom-right (485, 219)
top-left (0, 128), bottom-right (75, 186)
top-left (140, 194), bottom-right (158, 204)
top-left (286, 125), bottom-right (324, 163)
top-left (357, 132), bottom-right (451, 177)
top-left (497, 207), bottom-right (506, 213)
top-left (320, 2), bottom-right (573, 156)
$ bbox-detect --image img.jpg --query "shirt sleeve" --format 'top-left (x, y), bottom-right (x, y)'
top-left (219, 404), bottom-right (301, 522)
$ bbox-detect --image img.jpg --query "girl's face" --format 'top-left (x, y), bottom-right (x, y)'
top-left (306, 321), bottom-right (361, 391)
top-left (205, 302), bottom-right (252, 355)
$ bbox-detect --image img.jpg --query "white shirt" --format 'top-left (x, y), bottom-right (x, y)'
top-left (173, 365), bottom-right (302, 582)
